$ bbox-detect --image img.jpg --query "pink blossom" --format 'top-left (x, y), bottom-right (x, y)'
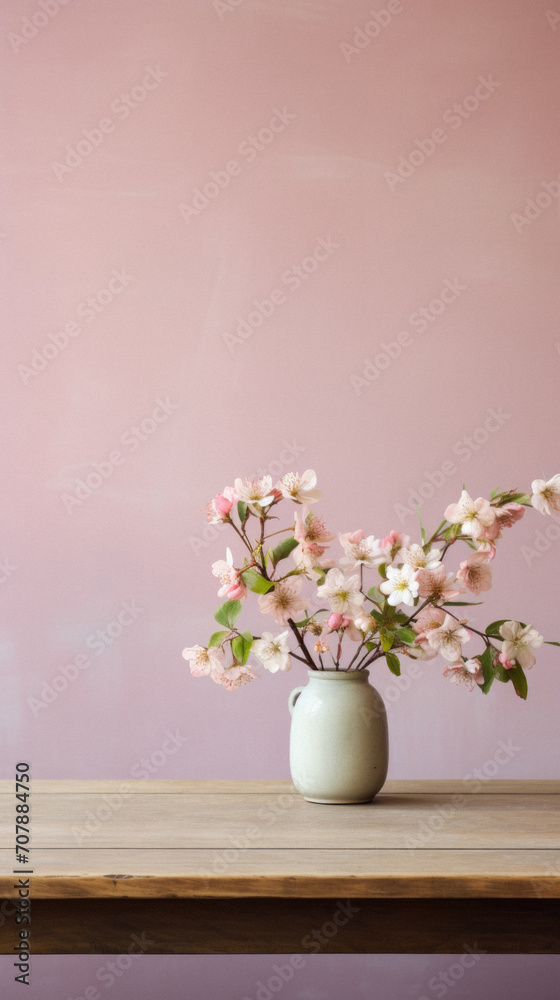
top-left (443, 658), bottom-right (484, 691)
top-left (428, 614), bottom-right (470, 661)
top-left (327, 613), bottom-right (344, 629)
top-left (444, 490), bottom-right (496, 537)
top-left (403, 639), bottom-right (438, 660)
top-left (531, 475), bottom-right (560, 516)
top-left (294, 507), bottom-right (335, 546)
top-left (499, 620), bottom-right (544, 670)
top-left (214, 493), bottom-right (233, 516)
top-left (380, 530), bottom-right (410, 561)
top-left (182, 644), bottom-right (225, 678)
top-left (339, 530), bottom-right (384, 570)
top-left (211, 560), bottom-right (247, 601)
top-left (480, 502), bottom-right (525, 542)
top-left (293, 507), bottom-right (334, 572)
top-left (213, 663), bottom-right (258, 690)
top-left (498, 651), bottom-right (515, 670)
top-left (476, 539), bottom-right (497, 561)
top-left (416, 564), bottom-right (463, 602)
top-left (412, 606), bottom-right (446, 642)
top-left (204, 486), bottom-right (237, 523)
top-left (457, 552), bottom-right (493, 596)
top-left (257, 577), bottom-right (308, 625)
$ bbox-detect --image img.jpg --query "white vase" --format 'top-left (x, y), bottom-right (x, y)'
top-left (288, 669), bottom-right (388, 804)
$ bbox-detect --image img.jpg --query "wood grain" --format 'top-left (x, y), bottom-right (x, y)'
top-left (1, 848), bottom-right (559, 898)
top-left (1, 779), bottom-right (558, 794)
top-left (0, 780), bottom-right (558, 954)
top-left (1, 898), bottom-right (558, 954)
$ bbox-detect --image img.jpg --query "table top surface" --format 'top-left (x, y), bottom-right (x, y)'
top-left (1, 779), bottom-right (559, 900)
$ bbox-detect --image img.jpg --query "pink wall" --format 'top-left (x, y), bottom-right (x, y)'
top-left (1, 0), bottom-right (559, 995)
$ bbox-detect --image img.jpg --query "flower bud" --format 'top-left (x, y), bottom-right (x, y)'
top-left (214, 493), bottom-right (233, 516)
top-left (327, 613), bottom-right (343, 629)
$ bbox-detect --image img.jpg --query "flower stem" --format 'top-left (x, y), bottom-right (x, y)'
top-left (287, 617), bottom-right (317, 669)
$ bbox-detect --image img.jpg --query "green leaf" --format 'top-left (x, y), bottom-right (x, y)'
top-left (431, 519), bottom-right (447, 539)
top-left (377, 562), bottom-right (387, 578)
top-left (367, 586), bottom-right (383, 605)
top-left (271, 537), bottom-right (299, 565)
top-left (444, 601), bottom-right (484, 607)
top-left (478, 647), bottom-right (495, 695)
top-left (396, 627), bottom-right (417, 644)
top-left (486, 619), bottom-right (527, 637)
top-left (385, 651), bottom-right (401, 676)
top-left (214, 600), bottom-right (242, 629)
top-left (293, 610), bottom-right (328, 628)
top-left (232, 632), bottom-right (253, 665)
top-left (365, 641), bottom-right (377, 652)
top-left (380, 630), bottom-right (395, 652)
top-left (393, 612), bottom-right (410, 624)
top-left (508, 661), bottom-right (528, 700)
top-left (237, 500), bottom-right (248, 523)
top-left (499, 492), bottom-right (531, 505)
top-left (545, 641), bottom-right (560, 647)
top-left (241, 568), bottom-right (275, 594)
top-left (414, 500), bottom-right (426, 545)
top-left (485, 619), bottom-right (508, 637)
top-left (208, 630), bottom-right (229, 648)
top-left (369, 609), bottom-right (385, 625)
top-left (494, 662), bottom-right (510, 683)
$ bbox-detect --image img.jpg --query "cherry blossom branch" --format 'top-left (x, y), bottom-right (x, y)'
top-left (356, 642), bottom-right (383, 670)
top-left (228, 519), bottom-right (256, 559)
top-left (287, 617), bottom-right (317, 669)
top-left (442, 608), bottom-right (501, 651)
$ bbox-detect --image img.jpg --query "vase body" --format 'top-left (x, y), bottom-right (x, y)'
top-left (288, 669), bottom-right (388, 804)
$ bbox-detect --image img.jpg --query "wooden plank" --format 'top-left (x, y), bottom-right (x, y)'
top-left (0, 779), bottom-right (558, 795)
top-left (2, 791), bottom-right (557, 850)
top-left (1, 898), bottom-right (558, 954)
top-left (0, 848), bottom-right (559, 898)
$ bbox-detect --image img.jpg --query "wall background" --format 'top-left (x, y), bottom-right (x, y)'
top-left (1, 0), bottom-right (559, 996)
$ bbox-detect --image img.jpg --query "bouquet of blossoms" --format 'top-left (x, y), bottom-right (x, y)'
top-left (183, 471), bottom-right (560, 698)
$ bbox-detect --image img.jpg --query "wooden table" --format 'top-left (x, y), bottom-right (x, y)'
top-left (1, 779), bottom-right (559, 954)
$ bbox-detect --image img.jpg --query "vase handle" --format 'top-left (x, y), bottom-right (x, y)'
top-left (288, 686), bottom-right (304, 716)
